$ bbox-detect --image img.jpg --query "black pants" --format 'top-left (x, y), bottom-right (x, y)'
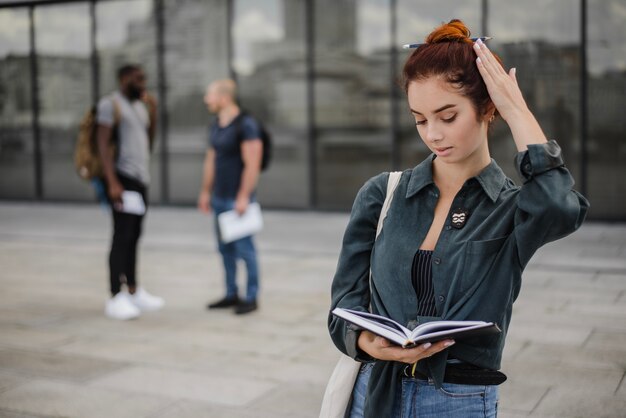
top-left (106, 173), bottom-right (148, 296)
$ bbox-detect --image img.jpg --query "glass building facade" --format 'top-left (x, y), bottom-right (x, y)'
top-left (0, 0), bottom-right (623, 219)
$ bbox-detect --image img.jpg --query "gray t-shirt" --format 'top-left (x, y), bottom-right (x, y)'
top-left (96, 91), bottom-right (151, 185)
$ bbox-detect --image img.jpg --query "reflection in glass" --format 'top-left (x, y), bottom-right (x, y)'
top-left (315, 0), bottom-right (392, 210)
top-left (0, 0), bottom-right (621, 219)
top-left (234, 0), bottom-right (309, 208)
top-left (396, 0), bottom-right (481, 172)
top-left (0, 8), bottom-right (34, 199)
top-left (489, 0), bottom-right (581, 185)
top-left (35, 3), bottom-right (93, 200)
top-left (96, 0), bottom-right (154, 95)
top-left (164, 0), bottom-right (229, 203)
top-left (96, 0), bottom-right (159, 200)
top-left (587, 0), bottom-right (626, 219)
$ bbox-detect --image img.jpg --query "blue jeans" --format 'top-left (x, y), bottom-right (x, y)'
top-left (349, 362), bottom-right (499, 418)
top-left (212, 195), bottom-right (259, 301)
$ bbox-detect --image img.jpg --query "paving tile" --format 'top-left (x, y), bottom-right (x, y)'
top-left (0, 371), bottom-right (31, 394)
top-left (146, 326), bottom-right (305, 357)
top-left (498, 379), bottom-right (549, 413)
top-left (1, 203), bottom-right (625, 417)
top-left (508, 308), bottom-right (626, 333)
top-left (189, 350), bottom-right (336, 386)
top-left (616, 374), bottom-right (626, 398)
top-left (0, 379), bottom-right (171, 418)
top-left (90, 366), bottom-right (276, 406)
top-left (0, 409), bottom-right (50, 418)
top-left (496, 411), bottom-right (531, 418)
top-left (0, 326), bottom-right (74, 351)
top-left (0, 310), bottom-right (67, 328)
top-left (0, 348), bottom-right (127, 382)
top-left (149, 400), bottom-right (256, 418)
top-left (56, 337), bottom-right (213, 370)
top-left (534, 387), bottom-right (626, 418)
top-left (585, 329), bottom-right (626, 350)
top-left (506, 323), bottom-right (592, 346)
top-left (511, 342), bottom-right (626, 371)
top-left (247, 382), bottom-right (324, 418)
top-left (502, 362), bottom-right (622, 394)
top-left (295, 339), bottom-right (341, 364)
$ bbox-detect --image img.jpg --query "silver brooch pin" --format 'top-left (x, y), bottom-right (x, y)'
top-left (451, 208), bottom-right (469, 229)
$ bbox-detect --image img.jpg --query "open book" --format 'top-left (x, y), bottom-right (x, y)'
top-left (332, 308), bottom-right (501, 348)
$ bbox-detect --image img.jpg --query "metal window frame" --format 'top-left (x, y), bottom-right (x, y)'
top-left (28, 5), bottom-right (42, 199)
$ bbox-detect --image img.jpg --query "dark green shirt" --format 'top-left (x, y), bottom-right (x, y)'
top-left (328, 141), bottom-right (589, 417)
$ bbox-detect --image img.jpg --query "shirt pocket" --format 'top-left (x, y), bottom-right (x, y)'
top-left (459, 236), bottom-right (509, 293)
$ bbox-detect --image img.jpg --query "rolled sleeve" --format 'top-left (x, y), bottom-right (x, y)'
top-left (346, 324), bottom-right (376, 362)
top-left (513, 140), bottom-right (589, 267)
top-left (515, 140), bottom-right (565, 181)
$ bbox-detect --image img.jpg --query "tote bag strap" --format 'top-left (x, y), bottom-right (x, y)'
top-left (370, 171), bottom-right (402, 302)
top-left (319, 171), bottom-right (403, 418)
top-left (376, 171), bottom-right (402, 239)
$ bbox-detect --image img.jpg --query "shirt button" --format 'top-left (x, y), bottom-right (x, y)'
top-left (438, 295), bottom-right (445, 302)
top-left (433, 257), bottom-right (441, 265)
top-left (524, 163), bottom-right (531, 171)
top-left (446, 225), bottom-right (452, 230)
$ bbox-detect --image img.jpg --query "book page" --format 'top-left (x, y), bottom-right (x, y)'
top-left (407, 323), bottom-right (500, 346)
top-left (342, 309), bottom-right (411, 335)
top-left (410, 320), bottom-right (488, 339)
top-left (331, 308), bottom-right (411, 346)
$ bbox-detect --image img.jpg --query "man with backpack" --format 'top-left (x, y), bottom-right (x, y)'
top-left (96, 64), bottom-right (164, 320)
top-left (197, 79), bottom-right (267, 315)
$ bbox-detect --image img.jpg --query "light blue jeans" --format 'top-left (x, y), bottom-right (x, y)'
top-left (349, 362), bottom-right (499, 418)
top-left (212, 195), bottom-right (259, 302)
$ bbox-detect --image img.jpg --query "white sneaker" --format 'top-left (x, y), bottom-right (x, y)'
top-left (105, 291), bottom-right (140, 320)
top-left (129, 287), bottom-right (164, 312)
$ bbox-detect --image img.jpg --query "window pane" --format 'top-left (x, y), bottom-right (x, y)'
top-left (35, 3), bottom-right (93, 200)
top-left (165, 0), bottom-right (229, 203)
top-left (234, 0), bottom-right (309, 208)
top-left (396, 0), bottom-right (481, 172)
top-left (587, 0), bottom-right (626, 219)
top-left (96, 0), bottom-right (159, 200)
top-left (315, 0), bottom-right (392, 210)
top-left (0, 8), bottom-right (34, 199)
top-left (489, 0), bottom-right (581, 187)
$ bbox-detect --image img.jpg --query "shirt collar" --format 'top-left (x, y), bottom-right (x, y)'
top-left (405, 155), bottom-right (435, 199)
top-left (474, 159), bottom-right (507, 202)
top-left (405, 154), bottom-right (506, 203)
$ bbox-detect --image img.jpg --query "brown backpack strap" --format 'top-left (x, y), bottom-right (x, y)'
top-left (112, 98), bottom-right (121, 127)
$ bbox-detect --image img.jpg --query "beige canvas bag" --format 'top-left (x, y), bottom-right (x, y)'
top-left (319, 171), bottom-right (402, 418)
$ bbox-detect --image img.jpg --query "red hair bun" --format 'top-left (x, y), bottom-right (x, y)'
top-left (425, 19), bottom-right (472, 45)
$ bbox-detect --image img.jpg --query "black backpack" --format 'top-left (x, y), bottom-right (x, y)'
top-left (233, 111), bottom-right (272, 171)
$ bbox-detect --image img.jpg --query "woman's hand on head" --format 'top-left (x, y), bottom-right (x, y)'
top-left (473, 39), bottom-right (527, 122)
top-left (474, 38), bottom-right (547, 150)
top-left (357, 330), bottom-right (454, 364)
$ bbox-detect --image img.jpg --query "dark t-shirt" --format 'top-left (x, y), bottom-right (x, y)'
top-left (209, 114), bottom-right (261, 199)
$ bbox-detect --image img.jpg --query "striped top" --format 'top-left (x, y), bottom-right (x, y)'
top-left (411, 249), bottom-right (437, 317)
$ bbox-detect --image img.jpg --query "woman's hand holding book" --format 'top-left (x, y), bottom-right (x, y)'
top-left (357, 330), bottom-right (455, 364)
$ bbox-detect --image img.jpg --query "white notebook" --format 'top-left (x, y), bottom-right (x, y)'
top-left (217, 202), bottom-right (263, 243)
top-left (117, 191), bottom-right (146, 215)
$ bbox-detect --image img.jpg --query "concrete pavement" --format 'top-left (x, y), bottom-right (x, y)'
top-left (0, 202), bottom-right (624, 417)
